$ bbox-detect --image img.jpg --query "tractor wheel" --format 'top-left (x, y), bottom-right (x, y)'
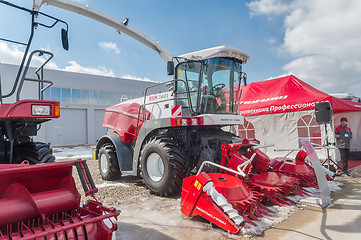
top-left (98, 144), bottom-right (121, 180)
top-left (13, 142), bottom-right (55, 164)
top-left (140, 137), bottom-right (186, 197)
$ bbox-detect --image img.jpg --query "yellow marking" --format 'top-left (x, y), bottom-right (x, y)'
top-left (178, 69), bottom-right (182, 78)
top-left (193, 180), bottom-right (202, 190)
top-left (154, 121), bottom-right (158, 124)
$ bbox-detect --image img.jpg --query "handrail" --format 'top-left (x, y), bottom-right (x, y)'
top-left (16, 50), bottom-right (54, 101)
top-left (133, 79), bottom-right (190, 146)
top-left (197, 161), bottom-right (246, 178)
top-left (142, 79), bottom-right (191, 122)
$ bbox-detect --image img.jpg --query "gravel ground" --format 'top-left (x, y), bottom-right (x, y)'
top-left (58, 155), bottom-right (353, 240)
top-left (62, 157), bottom-right (250, 240)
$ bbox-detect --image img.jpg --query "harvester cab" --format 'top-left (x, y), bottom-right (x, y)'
top-left (0, 0), bottom-right (67, 164)
top-left (172, 46), bottom-right (249, 116)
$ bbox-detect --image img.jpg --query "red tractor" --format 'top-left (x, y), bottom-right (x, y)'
top-left (0, 0), bottom-right (67, 164)
top-left (0, 3), bottom-right (120, 239)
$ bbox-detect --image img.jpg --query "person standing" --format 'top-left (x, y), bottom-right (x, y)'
top-left (335, 117), bottom-right (353, 173)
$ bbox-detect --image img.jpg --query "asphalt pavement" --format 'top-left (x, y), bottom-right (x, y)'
top-left (260, 165), bottom-right (361, 240)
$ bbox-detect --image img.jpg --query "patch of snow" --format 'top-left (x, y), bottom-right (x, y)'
top-left (241, 180), bottom-right (342, 236)
top-left (328, 180), bottom-right (343, 192)
top-left (53, 145), bottom-right (93, 159)
top-left (241, 204), bottom-right (297, 236)
top-left (96, 182), bottom-right (130, 188)
top-left (300, 197), bottom-right (323, 207)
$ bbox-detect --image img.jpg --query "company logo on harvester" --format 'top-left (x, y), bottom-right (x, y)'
top-left (239, 95), bottom-right (288, 105)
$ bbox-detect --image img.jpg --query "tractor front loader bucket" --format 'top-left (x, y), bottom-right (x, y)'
top-left (0, 160), bottom-right (119, 240)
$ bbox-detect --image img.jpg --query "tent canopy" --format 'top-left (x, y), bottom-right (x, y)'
top-left (239, 75), bottom-right (361, 116)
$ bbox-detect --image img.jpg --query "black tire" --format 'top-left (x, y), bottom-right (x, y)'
top-left (140, 137), bottom-right (186, 197)
top-left (98, 144), bottom-right (121, 180)
top-left (13, 142), bottom-right (55, 164)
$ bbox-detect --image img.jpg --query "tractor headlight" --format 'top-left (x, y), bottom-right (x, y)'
top-left (32, 105), bottom-right (51, 116)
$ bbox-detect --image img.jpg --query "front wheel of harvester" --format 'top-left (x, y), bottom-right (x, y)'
top-left (98, 144), bottom-right (121, 180)
top-left (140, 137), bottom-right (186, 197)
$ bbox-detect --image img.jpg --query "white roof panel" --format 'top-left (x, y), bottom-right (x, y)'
top-left (178, 45), bottom-right (250, 63)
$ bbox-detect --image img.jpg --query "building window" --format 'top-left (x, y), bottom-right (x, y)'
top-left (50, 87), bottom-right (61, 102)
top-left (72, 89), bottom-right (81, 104)
top-left (43, 87), bottom-right (51, 100)
top-left (297, 115), bottom-right (322, 147)
top-left (238, 120), bottom-right (255, 139)
top-left (62, 88), bottom-right (71, 103)
top-left (44, 87), bottom-right (131, 105)
top-left (81, 90), bottom-right (89, 104)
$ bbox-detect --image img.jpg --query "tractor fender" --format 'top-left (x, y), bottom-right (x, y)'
top-left (96, 133), bottom-right (134, 172)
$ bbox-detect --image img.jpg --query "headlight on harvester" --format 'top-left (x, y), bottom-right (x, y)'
top-left (182, 119), bottom-right (188, 126)
top-left (32, 105), bottom-right (51, 116)
top-left (192, 118), bottom-right (198, 125)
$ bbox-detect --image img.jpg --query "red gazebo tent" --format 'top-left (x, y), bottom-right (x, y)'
top-left (237, 75), bottom-right (361, 159)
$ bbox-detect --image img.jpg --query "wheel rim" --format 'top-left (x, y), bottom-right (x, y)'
top-left (146, 152), bottom-right (164, 182)
top-left (100, 154), bottom-right (109, 173)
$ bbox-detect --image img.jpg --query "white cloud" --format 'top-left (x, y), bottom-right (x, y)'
top-left (247, 0), bottom-right (291, 17)
top-left (0, 42), bottom-right (59, 69)
top-left (63, 60), bottom-right (115, 77)
top-left (121, 74), bottom-right (155, 82)
top-left (248, 0), bottom-right (361, 95)
top-left (0, 42), bottom-right (114, 77)
top-left (72, 0), bottom-right (88, 3)
top-left (98, 41), bottom-right (120, 54)
top-left (267, 37), bottom-right (277, 44)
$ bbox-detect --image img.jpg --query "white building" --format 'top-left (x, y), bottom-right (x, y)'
top-left (0, 63), bottom-right (154, 146)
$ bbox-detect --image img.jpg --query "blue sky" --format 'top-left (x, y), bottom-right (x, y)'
top-left (1, 0), bottom-right (361, 96)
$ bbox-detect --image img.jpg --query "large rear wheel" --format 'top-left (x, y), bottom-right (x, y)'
top-left (13, 142), bottom-right (55, 164)
top-left (140, 137), bottom-right (186, 197)
top-left (98, 144), bottom-right (122, 180)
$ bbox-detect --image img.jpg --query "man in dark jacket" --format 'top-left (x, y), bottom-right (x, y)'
top-left (335, 117), bottom-right (353, 173)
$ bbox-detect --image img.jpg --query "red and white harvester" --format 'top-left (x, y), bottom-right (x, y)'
top-left (33, 1), bottom-right (249, 197)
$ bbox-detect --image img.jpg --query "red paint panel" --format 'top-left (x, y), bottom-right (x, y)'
top-left (102, 102), bottom-right (150, 144)
top-left (0, 100), bottom-right (60, 119)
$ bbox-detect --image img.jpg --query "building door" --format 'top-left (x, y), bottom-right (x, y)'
top-left (42, 108), bottom-right (88, 146)
top-left (94, 109), bottom-right (107, 143)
